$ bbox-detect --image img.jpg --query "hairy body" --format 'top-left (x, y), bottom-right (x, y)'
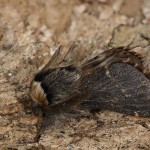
top-left (30, 46), bottom-right (150, 117)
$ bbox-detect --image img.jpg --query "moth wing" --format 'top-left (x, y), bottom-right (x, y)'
top-left (79, 47), bottom-right (150, 79)
top-left (81, 62), bottom-right (150, 117)
top-left (78, 47), bottom-right (150, 117)
top-left (41, 41), bottom-right (104, 71)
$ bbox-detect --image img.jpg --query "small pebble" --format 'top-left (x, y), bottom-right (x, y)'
top-left (8, 73), bottom-right (12, 77)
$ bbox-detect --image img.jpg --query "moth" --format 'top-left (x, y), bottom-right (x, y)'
top-left (30, 45), bottom-right (150, 141)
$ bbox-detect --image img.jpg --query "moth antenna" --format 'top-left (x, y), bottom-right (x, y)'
top-left (41, 43), bottom-right (76, 71)
top-left (42, 45), bottom-right (63, 70)
top-left (59, 42), bottom-right (76, 65)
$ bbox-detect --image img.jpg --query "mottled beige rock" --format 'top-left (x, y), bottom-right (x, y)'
top-left (0, 0), bottom-right (150, 149)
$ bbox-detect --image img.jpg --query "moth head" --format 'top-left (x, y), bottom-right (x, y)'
top-left (30, 80), bottom-right (48, 106)
top-left (30, 65), bottom-right (81, 108)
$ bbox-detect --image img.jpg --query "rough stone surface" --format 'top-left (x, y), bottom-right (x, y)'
top-left (0, 0), bottom-right (150, 149)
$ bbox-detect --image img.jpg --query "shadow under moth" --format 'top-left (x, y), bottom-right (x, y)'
top-left (30, 45), bottom-right (150, 141)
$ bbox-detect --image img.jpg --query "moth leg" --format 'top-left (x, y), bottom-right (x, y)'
top-left (32, 115), bottom-right (45, 142)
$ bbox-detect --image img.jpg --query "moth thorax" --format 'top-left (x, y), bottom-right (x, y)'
top-left (30, 81), bottom-right (48, 106)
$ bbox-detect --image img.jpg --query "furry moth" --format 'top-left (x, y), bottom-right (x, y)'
top-left (30, 46), bottom-right (150, 116)
top-left (30, 46), bottom-right (150, 141)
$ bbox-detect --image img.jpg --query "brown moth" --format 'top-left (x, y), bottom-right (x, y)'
top-left (30, 45), bottom-right (150, 141)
